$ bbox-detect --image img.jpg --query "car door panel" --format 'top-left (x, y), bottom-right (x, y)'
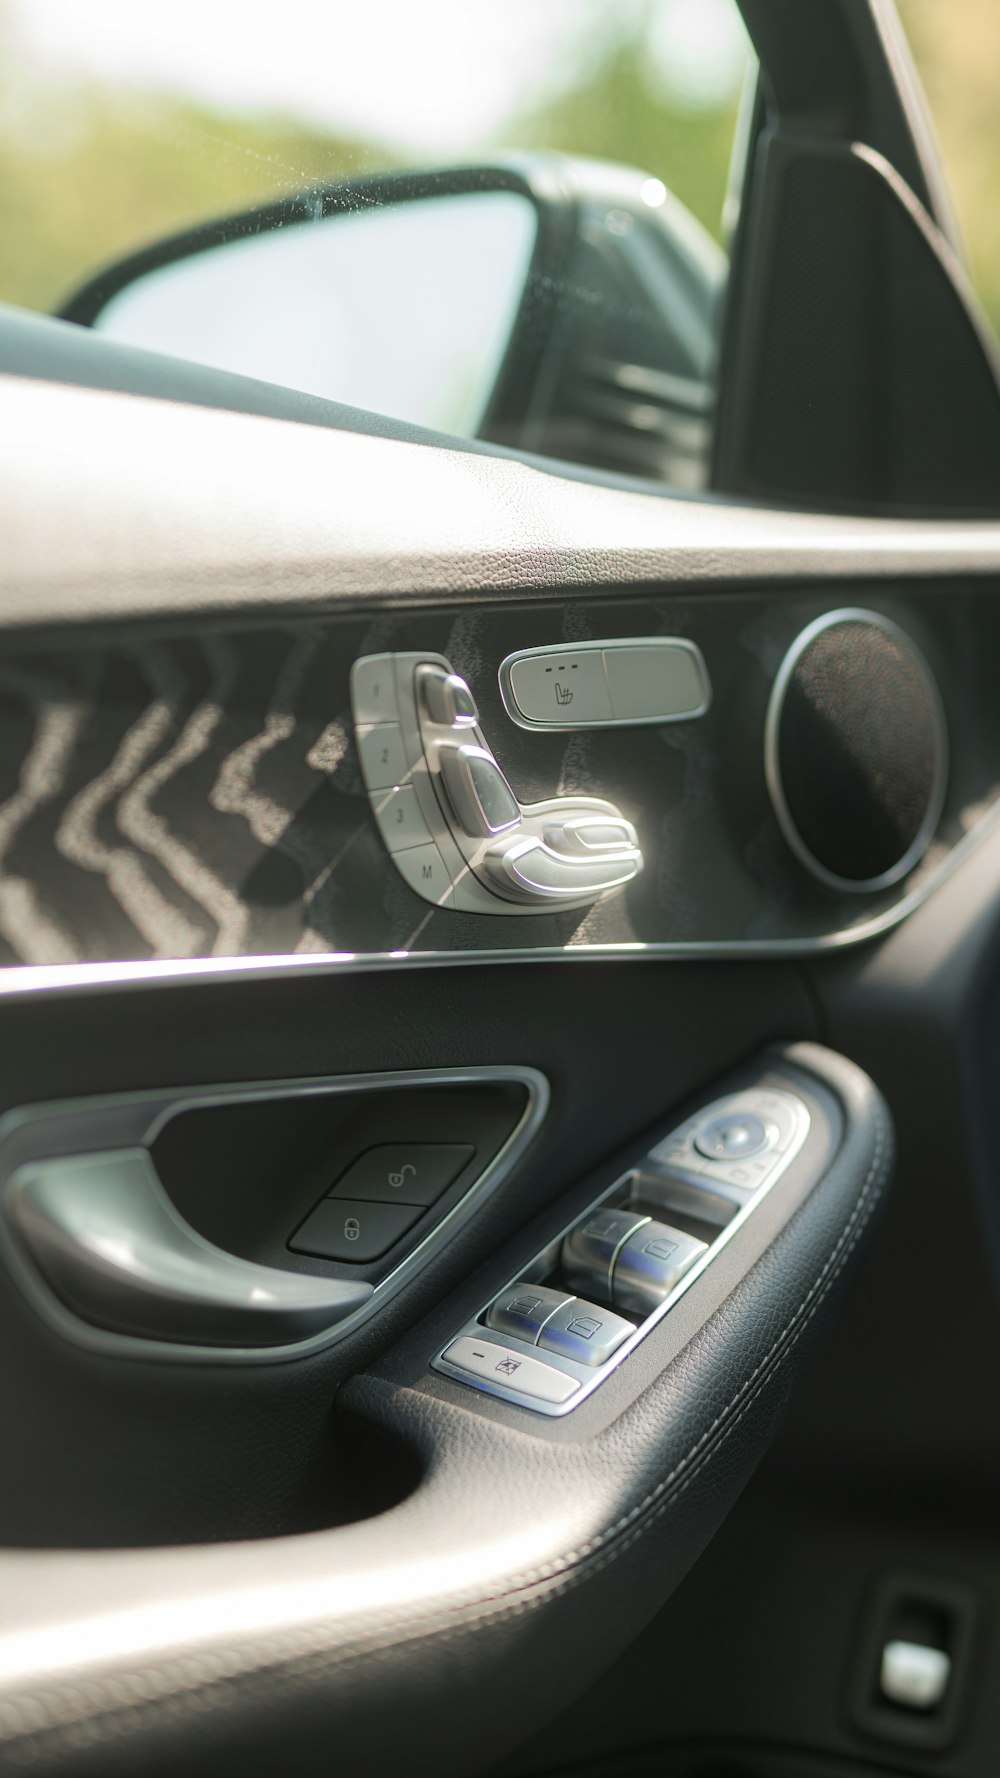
top-left (0, 1041), bottom-right (889, 1778)
top-left (4, 1), bottom-right (1000, 1764)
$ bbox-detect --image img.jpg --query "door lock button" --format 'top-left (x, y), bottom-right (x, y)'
top-left (538, 1297), bottom-right (633, 1365)
top-left (289, 1198), bottom-right (423, 1262)
top-left (330, 1143), bottom-right (475, 1206)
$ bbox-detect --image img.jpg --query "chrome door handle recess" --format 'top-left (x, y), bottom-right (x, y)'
top-left (6, 1148), bottom-right (373, 1347)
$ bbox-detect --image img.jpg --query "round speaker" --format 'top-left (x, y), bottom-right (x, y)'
top-left (765, 610), bottom-right (947, 893)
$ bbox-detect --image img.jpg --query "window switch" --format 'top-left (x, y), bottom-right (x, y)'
top-left (538, 1298), bottom-right (633, 1366)
top-left (487, 1284), bottom-right (571, 1343)
top-left (611, 1219), bottom-right (707, 1315)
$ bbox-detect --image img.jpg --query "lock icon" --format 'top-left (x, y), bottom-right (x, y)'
top-left (388, 1162), bottom-right (416, 1190)
top-left (343, 1216), bottom-right (361, 1242)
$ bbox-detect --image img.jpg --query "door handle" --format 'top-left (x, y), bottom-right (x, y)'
top-left (6, 1147), bottom-right (373, 1348)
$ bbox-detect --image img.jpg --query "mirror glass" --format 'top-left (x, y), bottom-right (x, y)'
top-left (92, 191), bottom-right (538, 434)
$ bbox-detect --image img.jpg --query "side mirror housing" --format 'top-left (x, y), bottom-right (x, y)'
top-left (60, 157), bottom-right (726, 487)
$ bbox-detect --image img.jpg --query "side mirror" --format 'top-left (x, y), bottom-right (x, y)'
top-left (59, 158), bottom-right (726, 486)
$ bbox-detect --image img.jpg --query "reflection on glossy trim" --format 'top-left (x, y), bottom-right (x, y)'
top-left (0, 795), bottom-right (997, 998)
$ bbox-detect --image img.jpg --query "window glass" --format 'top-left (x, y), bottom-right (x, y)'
top-left (0, 0), bottom-right (754, 489)
top-left (896, 0), bottom-right (1000, 341)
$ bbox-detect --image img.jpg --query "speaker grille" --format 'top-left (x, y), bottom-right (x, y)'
top-left (766, 611), bottom-right (947, 892)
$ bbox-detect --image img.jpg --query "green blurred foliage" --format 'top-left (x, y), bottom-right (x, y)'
top-left (896, 0), bottom-right (1000, 337)
top-left (0, 0), bottom-right (997, 344)
top-left (0, 5), bottom-right (736, 316)
top-left (0, 87), bottom-right (390, 313)
top-left (511, 36), bottom-right (740, 244)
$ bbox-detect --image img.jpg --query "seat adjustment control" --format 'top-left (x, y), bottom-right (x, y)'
top-left (417, 665), bottom-right (479, 728)
top-left (351, 651), bottom-right (644, 915)
top-left (437, 743), bottom-right (520, 837)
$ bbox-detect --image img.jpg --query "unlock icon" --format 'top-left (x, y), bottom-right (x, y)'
top-left (388, 1162), bottom-right (416, 1190)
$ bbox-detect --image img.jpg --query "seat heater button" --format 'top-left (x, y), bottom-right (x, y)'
top-left (330, 1143), bottom-right (474, 1207)
top-left (444, 1336), bottom-right (580, 1404)
top-left (612, 1220), bottom-right (708, 1316)
top-left (538, 1298), bottom-right (633, 1366)
top-left (507, 649), bottom-right (613, 727)
top-left (289, 1198), bottom-right (423, 1262)
top-left (487, 1283), bottom-right (571, 1343)
top-left (880, 1640), bottom-right (952, 1711)
top-left (562, 1207), bottom-right (648, 1297)
top-left (351, 655), bottom-right (400, 724)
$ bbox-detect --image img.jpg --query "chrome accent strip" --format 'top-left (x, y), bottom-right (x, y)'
top-left (0, 1065), bottom-right (549, 1364)
top-left (764, 608), bottom-right (949, 895)
top-left (498, 636), bottom-right (712, 732)
top-left (0, 793), bottom-right (997, 996)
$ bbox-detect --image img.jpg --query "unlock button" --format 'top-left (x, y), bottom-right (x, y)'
top-left (329, 1143), bottom-right (475, 1207)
